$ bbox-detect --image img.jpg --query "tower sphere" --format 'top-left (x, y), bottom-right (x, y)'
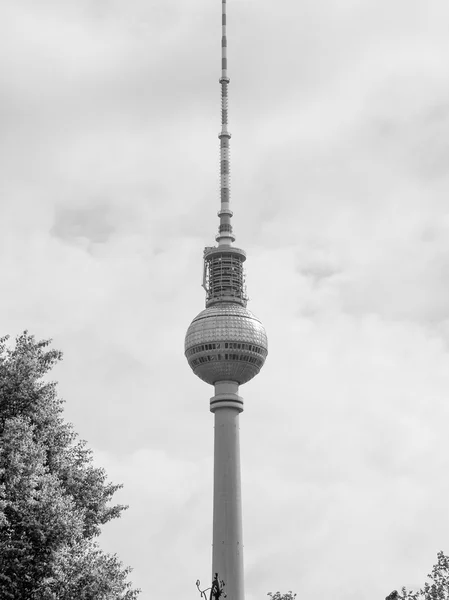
top-left (185, 302), bottom-right (268, 386)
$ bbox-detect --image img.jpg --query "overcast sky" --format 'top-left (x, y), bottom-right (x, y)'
top-left (2, 0), bottom-right (449, 598)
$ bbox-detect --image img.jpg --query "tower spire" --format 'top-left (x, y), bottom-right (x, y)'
top-left (217, 0), bottom-right (234, 246)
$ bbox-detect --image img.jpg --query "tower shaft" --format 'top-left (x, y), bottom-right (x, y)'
top-left (211, 382), bottom-right (244, 600)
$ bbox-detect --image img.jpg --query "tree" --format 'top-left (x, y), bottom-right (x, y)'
top-left (387, 551), bottom-right (449, 600)
top-left (268, 591), bottom-right (297, 600)
top-left (0, 332), bottom-right (140, 599)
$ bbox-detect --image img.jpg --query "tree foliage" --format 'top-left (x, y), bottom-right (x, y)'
top-left (268, 591), bottom-right (297, 600)
top-left (387, 551), bottom-right (449, 600)
top-left (0, 332), bottom-right (140, 599)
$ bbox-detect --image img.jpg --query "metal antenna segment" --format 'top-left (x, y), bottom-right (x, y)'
top-left (217, 0), bottom-right (235, 246)
top-left (221, 0), bottom-right (228, 80)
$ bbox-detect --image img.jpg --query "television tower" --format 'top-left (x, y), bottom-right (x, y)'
top-left (185, 2), bottom-right (268, 600)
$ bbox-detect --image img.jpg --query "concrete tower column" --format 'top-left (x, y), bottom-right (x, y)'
top-left (210, 381), bottom-right (244, 600)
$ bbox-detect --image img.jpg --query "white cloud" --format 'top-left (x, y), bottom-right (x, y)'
top-left (2, 0), bottom-right (449, 599)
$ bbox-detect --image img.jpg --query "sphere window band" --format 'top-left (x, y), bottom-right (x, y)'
top-left (185, 342), bottom-right (266, 357)
top-left (190, 354), bottom-right (264, 368)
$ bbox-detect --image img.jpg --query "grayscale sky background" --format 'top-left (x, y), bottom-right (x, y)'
top-left (1, 0), bottom-right (449, 598)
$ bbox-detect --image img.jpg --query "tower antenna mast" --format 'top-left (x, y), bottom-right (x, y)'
top-left (217, 0), bottom-right (234, 247)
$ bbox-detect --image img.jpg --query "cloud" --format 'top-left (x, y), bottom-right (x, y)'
top-left (2, 0), bottom-right (449, 599)
top-left (51, 203), bottom-right (116, 244)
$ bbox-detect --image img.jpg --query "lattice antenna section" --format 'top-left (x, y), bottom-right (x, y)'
top-left (204, 247), bottom-right (247, 307)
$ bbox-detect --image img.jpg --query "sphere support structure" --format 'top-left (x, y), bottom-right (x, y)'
top-left (210, 381), bottom-right (244, 600)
